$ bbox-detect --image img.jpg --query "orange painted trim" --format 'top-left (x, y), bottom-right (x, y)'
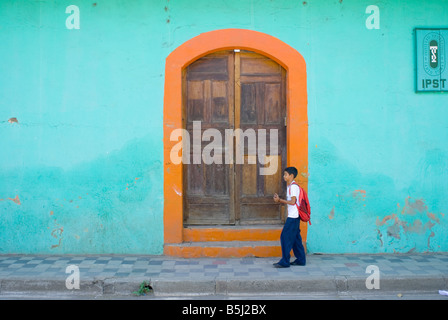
top-left (163, 29), bottom-right (308, 245)
top-left (183, 227), bottom-right (282, 242)
top-left (164, 244), bottom-right (283, 258)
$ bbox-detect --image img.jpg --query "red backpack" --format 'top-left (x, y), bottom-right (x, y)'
top-left (290, 182), bottom-right (311, 225)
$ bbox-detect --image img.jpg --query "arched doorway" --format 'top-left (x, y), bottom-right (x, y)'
top-left (183, 50), bottom-right (287, 226)
top-left (163, 29), bottom-right (307, 256)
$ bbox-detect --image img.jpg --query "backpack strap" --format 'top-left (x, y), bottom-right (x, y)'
top-left (289, 181), bottom-right (300, 202)
top-left (290, 182), bottom-right (311, 225)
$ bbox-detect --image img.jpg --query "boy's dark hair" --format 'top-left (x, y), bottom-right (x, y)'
top-left (284, 167), bottom-right (298, 178)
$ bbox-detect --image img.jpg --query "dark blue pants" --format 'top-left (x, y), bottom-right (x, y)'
top-left (278, 217), bottom-right (306, 267)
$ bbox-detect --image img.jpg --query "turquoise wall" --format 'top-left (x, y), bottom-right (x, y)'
top-left (1, 0), bottom-right (447, 254)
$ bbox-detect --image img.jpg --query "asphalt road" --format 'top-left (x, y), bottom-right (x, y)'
top-left (1, 291), bottom-right (447, 300)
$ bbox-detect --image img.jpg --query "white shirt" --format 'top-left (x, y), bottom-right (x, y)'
top-left (286, 183), bottom-right (301, 218)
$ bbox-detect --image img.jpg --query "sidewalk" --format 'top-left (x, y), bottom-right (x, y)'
top-left (0, 253), bottom-right (447, 298)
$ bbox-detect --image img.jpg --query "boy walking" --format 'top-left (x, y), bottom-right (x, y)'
top-left (272, 167), bottom-right (307, 268)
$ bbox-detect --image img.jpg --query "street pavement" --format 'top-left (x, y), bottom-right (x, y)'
top-left (0, 253), bottom-right (447, 299)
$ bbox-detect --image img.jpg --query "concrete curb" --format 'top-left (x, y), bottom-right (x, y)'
top-left (0, 277), bottom-right (149, 296)
top-left (1, 275), bottom-right (446, 297)
top-left (151, 275), bottom-right (448, 296)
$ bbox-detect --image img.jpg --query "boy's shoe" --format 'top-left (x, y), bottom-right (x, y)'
top-left (273, 263), bottom-right (289, 268)
top-left (290, 260), bottom-right (306, 266)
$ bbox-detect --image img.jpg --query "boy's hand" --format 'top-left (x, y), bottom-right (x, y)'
top-left (273, 193), bottom-right (280, 203)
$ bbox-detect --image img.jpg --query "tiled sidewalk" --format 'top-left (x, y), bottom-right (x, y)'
top-left (0, 253), bottom-right (447, 281)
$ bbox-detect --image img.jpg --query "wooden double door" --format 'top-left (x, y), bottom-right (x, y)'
top-left (183, 50), bottom-right (287, 225)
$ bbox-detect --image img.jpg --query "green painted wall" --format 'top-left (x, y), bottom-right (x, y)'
top-left (1, 0), bottom-right (447, 254)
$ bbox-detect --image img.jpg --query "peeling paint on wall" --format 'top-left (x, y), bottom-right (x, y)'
top-left (0, 135), bottom-right (164, 254)
top-left (328, 206), bottom-right (335, 220)
top-left (50, 220), bottom-right (64, 249)
top-left (352, 190), bottom-right (366, 204)
top-left (308, 136), bottom-right (448, 253)
top-left (376, 197), bottom-right (444, 252)
top-left (0, 195), bottom-right (21, 205)
top-left (172, 184), bottom-right (182, 197)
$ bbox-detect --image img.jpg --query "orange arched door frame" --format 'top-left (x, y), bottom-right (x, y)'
top-left (163, 29), bottom-right (308, 245)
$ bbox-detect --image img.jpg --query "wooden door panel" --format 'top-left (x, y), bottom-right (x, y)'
top-left (264, 83), bottom-right (282, 124)
top-left (240, 203), bottom-right (284, 224)
top-left (211, 81), bottom-right (229, 123)
top-left (264, 155), bottom-right (282, 195)
top-left (184, 51), bottom-right (235, 225)
top-left (184, 50), bottom-right (285, 226)
top-left (236, 51), bottom-right (286, 225)
top-left (187, 55), bottom-right (228, 78)
top-left (185, 199), bottom-right (231, 225)
top-left (240, 54), bottom-right (282, 74)
top-left (186, 162), bottom-right (204, 195)
top-left (205, 162), bottom-right (229, 195)
top-left (241, 155), bottom-right (257, 195)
